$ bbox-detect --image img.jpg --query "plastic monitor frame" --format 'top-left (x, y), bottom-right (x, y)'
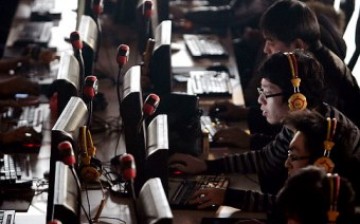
top-left (77, 14), bottom-right (98, 77)
top-left (148, 20), bottom-right (172, 96)
top-left (145, 114), bottom-right (169, 196)
top-left (46, 96), bottom-right (88, 223)
top-left (47, 52), bottom-right (81, 119)
top-left (136, 177), bottom-right (173, 224)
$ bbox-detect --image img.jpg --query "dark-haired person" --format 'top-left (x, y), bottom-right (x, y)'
top-left (169, 50), bottom-right (360, 206)
top-left (275, 166), bottom-right (356, 224)
top-left (182, 110), bottom-right (357, 222)
top-left (211, 0), bottom-right (360, 150)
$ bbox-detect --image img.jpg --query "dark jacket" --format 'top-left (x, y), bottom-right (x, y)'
top-left (311, 41), bottom-right (360, 128)
top-left (205, 103), bottom-right (360, 211)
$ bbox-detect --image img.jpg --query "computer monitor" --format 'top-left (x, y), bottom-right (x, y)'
top-left (46, 96), bottom-right (88, 223)
top-left (152, 93), bottom-right (203, 156)
top-left (148, 20), bottom-right (172, 96)
top-left (135, 0), bottom-right (154, 54)
top-left (145, 114), bottom-right (169, 195)
top-left (120, 65), bottom-right (147, 195)
top-left (77, 14), bottom-right (98, 77)
top-left (47, 52), bottom-right (81, 120)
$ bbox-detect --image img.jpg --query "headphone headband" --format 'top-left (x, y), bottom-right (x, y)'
top-left (285, 52), bottom-right (307, 111)
top-left (327, 173), bottom-right (340, 223)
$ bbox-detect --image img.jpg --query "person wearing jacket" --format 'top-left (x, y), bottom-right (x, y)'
top-left (169, 50), bottom-right (360, 211)
top-left (210, 0), bottom-right (360, 152)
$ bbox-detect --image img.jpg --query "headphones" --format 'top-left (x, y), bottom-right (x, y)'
top-left (285, 52), bottom-right (307, 111)
top-left (326, 173), bottom-right (340, 223)
top-left (314, 117), bottom-right (337, 173)
top-left (78, 126), bottom-right (102, 182)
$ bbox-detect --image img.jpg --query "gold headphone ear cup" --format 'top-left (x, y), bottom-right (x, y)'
top-left (80, 166), bottom-right (101, 182)
top-left (314, 157), bottom-right (335, 173)
top-left (288, 93), bottom-right (307, 111)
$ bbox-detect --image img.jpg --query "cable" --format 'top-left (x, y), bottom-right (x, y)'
top-left (69, 166), bottom-right (93, 224)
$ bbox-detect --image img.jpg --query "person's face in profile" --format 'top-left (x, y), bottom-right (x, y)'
top-left (285, 131), bottom-right (310, 176)
top-left (262, 35), bottom-right (295, 56)
top-left (258, 78), bottom-right (289, 124)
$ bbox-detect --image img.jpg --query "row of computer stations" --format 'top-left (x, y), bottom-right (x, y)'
top-left (47, 96), bottom-right (88, 223)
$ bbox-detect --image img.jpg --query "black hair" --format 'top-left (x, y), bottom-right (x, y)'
top-left (283, 110), bottom-right (327, 163)
top-left (258, 50), bottom-right (324, 109)
top-left (260, 0), bottom-right (321, 48)
top-left (276, 166), bottom-right (356, 224)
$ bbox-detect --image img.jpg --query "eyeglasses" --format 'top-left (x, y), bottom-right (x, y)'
top-left (287, 150), bottom-right (310, 162)
top-left (257, 87), bottom-right (284, 99)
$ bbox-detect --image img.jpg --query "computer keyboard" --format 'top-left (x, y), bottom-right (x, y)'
top-left (188, 70), bottom-right (233, 97)
top-left (0, 105), bottom-right (45, 153)
top-left (31, 0), bottom-right (62, 21)
top-left (17, 106), bottom-right (44, 133)
top-left (169, 175), bottom-right (229, 209)
top-left (0, 210), bottom-right (15, 224)
top-left (183, 34), bottom-right (228, 59)
top-left (14, 22), bottom-right (53, 47)
top-left (0, 154), bottom-right (33, 189)
top-left (200, 115), bottom-right (222, 142)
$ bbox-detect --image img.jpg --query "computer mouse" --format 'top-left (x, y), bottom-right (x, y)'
top-left (168, 162), bottom-right (186, 176)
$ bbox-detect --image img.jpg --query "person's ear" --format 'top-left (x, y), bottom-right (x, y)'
top-left (291, 38), bottom-right (308, 50)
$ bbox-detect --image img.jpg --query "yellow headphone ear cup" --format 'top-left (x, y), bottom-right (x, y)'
top-left (314, 157), bottom-right (335, 173)
top-left (80, 165), bottom-right (101, 182)
top-left (288, 92), bottom-right (307, 111)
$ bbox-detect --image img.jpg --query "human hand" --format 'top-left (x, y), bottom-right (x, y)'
top-left (213, 126), bottom-right (250, 149)
top-left (0, 96), bottom-right (39, 111)
top-left (0, 76), bottom-right (40, 97)
top-left (188, 187), bottom-right (226, 209)
top-left (0, 126), bottom-right (42, 145)
top-left (168, 153), bottom-right (207, 174)
top-left (209, 101), bottom-right (248, 121)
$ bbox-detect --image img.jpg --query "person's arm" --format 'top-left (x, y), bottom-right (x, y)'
top-left (224, 188), bottom-right (276, 212)
top-left (206, 127), bottom-right (291, 193)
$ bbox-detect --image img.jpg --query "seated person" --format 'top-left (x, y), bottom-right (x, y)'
top-left (169, 50), bottom-right (360, 203)
top-left (212, 0), bottom-right (360, 150)
top-left (179, 110), bottom-right (355, 215)
top-left (275, 166), bottom-right (356, 224)
top-left (170, 0), bottom-right (275, 32)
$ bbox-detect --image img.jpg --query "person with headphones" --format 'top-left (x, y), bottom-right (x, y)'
top-left (209, 0), bottom-right (360, 152)
top-left (274, 166), bottom-right (356, 224)
top-left (169, 50), bottom-right (360, 210)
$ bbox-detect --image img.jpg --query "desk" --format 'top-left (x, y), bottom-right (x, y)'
top-left (1, 1), bottom-right (264, 223)
top-left (3, 0), bottom-right (76, 58)
top-left (171, 31), bottom-right (245, 107)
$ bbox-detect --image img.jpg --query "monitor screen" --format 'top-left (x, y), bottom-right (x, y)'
top-left (148, 20), bottom-right (172, 96)
top-left (77, 14), bottom-right (98, 77)
top-left (46, 96), bottom-right (88, 223)
top-left (120, 65), bottom-right (147, 195)
top-left (47, 52), bottom-right (81, 121)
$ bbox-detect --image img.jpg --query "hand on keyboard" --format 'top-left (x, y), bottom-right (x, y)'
top-left (1, 126), bottom-right (42, 145)
top-left (209, 100), bottom-right (249, 121)
top-left (188, 186), bottom-right (226, 209)
top-left (168, 153), bottom-right (207, 175)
